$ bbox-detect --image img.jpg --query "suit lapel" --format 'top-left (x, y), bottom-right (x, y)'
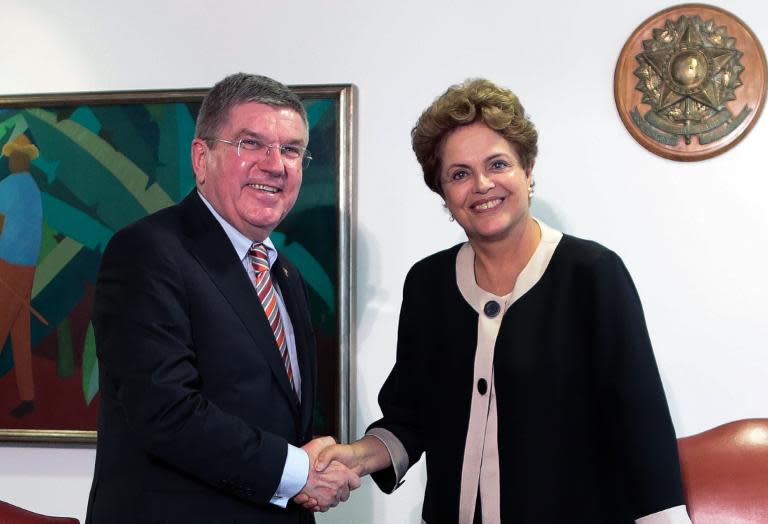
top-left (178, 192), bottom-right (300, 413)
top-left (273, 256), bottom-right (316, 433)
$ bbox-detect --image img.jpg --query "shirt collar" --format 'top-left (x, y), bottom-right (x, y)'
top-left (197, 190), bottom-right (277, 267)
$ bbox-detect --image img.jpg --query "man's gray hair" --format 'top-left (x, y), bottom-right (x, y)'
top-left (195, 72), bottom-right (308, 143)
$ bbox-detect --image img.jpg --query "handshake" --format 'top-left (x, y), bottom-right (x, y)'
top-left (294, 435), bottom-right (386, 512)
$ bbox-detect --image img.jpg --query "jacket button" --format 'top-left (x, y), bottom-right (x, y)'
top-left (484, 301), bottom-right (500, 318)
top-left (477, 378), bottom-right (488, 395)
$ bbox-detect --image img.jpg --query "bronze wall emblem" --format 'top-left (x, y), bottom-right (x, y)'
top-left (615, 4), bottom-right (766, 161)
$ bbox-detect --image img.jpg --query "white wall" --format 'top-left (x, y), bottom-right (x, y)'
top-left (1, 1), bottom-right (766, 522)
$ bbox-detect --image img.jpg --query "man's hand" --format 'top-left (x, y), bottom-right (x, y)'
top-left (294, 443), bottom-right (363, 510)
top-left (292, 436), bottom-right (361, 512)
top-left (296, 460), bottom-right (361, 512)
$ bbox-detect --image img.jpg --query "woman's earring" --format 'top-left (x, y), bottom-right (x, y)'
top-left (449, 214), bottom-right (455, 222)
top-left (528, 180), bottom-right (535, 199)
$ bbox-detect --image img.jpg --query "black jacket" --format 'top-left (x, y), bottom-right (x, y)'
top-left (369, 236), bottom-right (684, 523)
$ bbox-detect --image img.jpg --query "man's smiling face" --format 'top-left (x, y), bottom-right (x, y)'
top-left (192, 102), bottom-right (307, 241)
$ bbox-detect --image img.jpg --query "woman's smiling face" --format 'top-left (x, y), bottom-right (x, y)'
top-left (439, 121), bottom-right (532, 244)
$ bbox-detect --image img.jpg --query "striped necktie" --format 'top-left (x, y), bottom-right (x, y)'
top-left (249, 243), bottom-right (298, 398)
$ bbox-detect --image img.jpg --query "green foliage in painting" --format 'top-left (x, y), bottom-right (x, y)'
top-left (82, 322), bottom-right (99, 405)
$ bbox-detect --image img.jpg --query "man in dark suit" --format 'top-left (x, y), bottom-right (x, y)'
top-left (85, 73), bottom-right (359, 523)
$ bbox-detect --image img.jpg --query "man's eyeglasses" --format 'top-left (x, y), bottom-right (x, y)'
top-left (209, 138), bottom-right (312, 169)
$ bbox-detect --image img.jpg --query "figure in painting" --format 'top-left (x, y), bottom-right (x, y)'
top-left (0, 134), bottom-right (44, 418)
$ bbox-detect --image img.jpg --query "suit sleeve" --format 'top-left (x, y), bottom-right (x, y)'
top-left (366, 266), bottom-right (427, 493)
top-left (590, 250), bottom-right (686, 519)
top-left (94, 225), bottom-right (288, 505)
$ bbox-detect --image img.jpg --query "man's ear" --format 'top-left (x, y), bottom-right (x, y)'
top-left (191, 138), bottom-right (208, 186)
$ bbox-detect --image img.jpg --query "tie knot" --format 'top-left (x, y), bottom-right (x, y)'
top-left (249, 243), bottom-right (270, 272)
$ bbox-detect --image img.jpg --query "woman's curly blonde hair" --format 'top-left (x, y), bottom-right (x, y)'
top-left (411, 79), bottom-right (538, 196)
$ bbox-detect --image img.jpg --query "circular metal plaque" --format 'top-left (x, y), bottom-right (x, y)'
top-left (615, 4), bottom-right (767, 161)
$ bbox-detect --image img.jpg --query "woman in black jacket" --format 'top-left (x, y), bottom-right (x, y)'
top-left (300, 78), bottom-right (691, 524)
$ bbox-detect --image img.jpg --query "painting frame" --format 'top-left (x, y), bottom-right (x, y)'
top-left (0, 83), bottom-right (355, 444)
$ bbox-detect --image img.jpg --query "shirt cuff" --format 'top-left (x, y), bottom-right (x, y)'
top-left (270, 444), bottom-right (309, 508)
top-left (366, 427), bottom-right (409, 489)
top-left (636, 505), bottom-right (692, 524)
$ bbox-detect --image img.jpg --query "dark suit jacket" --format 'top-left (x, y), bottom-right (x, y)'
top-left (85, 191), bottom-right (317, 524)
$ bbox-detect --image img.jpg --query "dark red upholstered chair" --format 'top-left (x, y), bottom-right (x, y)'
top-left (0, 500), bottom-right (79, 523)
top-left (677, 418), bottom-right (768, 524)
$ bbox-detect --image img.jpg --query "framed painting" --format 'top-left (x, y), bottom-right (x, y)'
top-left (0, 84), bottom-right (355, 444)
